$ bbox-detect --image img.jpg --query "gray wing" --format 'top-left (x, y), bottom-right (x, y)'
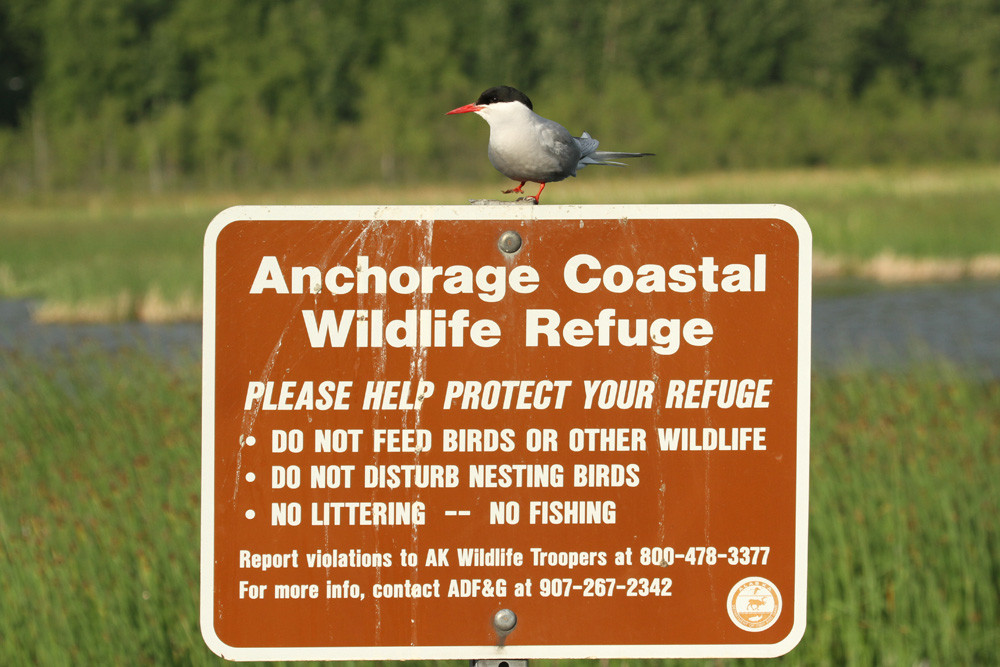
top-left (533, 117), bottom-right (583, 179)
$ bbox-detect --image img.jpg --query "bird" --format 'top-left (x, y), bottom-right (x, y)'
top-left (447, 85), bottom-right (653, 203)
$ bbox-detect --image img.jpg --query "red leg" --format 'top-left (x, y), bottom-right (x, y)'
top-left (502, 181), bottom-right (526, 194)
top-left (533, 182), bottom-right (546, 202)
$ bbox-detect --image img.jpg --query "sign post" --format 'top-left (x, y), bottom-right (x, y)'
top-left (201, 205), bottom-right (811, 660)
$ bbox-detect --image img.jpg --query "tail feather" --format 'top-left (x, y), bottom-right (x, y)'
top-left (579, 155), bottom-right (627, 167)
top-left (578, 151), bottom-right (654, 169)
top-left (574, 132), bottom-right (653, 170)
top-left (594, 151), bottom-right (655, 160)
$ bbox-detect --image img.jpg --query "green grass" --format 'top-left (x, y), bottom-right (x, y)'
top-left (0, 350), bottom-right (203, 664)
top-left (804, 369), bottom-right (1000, 664)
top-left (2, 165), bottom-right (1000, 321)
top-left (1, 350), bottom-right (997, 664)
top-left (0, 201), bottom-right (211, 321)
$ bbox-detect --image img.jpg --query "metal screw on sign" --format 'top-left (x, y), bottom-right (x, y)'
top-left (493, 608), bottom-right (517, 640)
top-left (470, 611), bottom-right (524, 667)
top-left (470, 610), bottom-right (524, 667)
top-left (497, 230), bottom-right (522, 255)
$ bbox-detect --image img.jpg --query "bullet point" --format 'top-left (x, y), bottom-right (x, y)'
top-left (246, 472), bottom-right (256, 482)
top-left (245, 509), bottom-right (255, 520)
top-left (245, 436), bottom-right (256, 446)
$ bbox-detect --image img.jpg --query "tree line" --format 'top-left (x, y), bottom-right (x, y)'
top-left (2, 0), bottom-right (999, 192)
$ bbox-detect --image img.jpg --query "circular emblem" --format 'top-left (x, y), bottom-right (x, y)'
top-left (727, 577), bottom-right (782, 632)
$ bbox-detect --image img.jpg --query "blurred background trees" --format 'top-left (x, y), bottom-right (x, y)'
top-left (1, 0), bottom-right (999, 192)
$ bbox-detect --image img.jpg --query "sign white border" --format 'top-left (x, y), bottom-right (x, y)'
top-left (201, 204), bottom-right (811, 661)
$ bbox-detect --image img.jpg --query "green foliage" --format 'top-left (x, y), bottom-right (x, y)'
top-left (2, 0), bottom-right (1000, 191)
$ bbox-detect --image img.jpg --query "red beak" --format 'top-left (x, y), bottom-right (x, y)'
top-left (446, 103), bottom-right (483, 115)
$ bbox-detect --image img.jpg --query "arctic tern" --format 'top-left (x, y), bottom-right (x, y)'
top-left (447, 85), bottom-right (653, 202)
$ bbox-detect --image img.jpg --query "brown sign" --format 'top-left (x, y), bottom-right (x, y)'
top-left (201, 205), bottom-right (811, 660)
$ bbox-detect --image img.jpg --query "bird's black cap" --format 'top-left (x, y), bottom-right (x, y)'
top-left (476, 86), bottom-right (533, 110)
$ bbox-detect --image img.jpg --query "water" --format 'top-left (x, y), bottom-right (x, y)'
top-left (2, 283), bottom-right (999, 376)
top-left (0, 300), bottom-right (201, 365)
top-left (812, 282), bottom-right (1000, 377)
